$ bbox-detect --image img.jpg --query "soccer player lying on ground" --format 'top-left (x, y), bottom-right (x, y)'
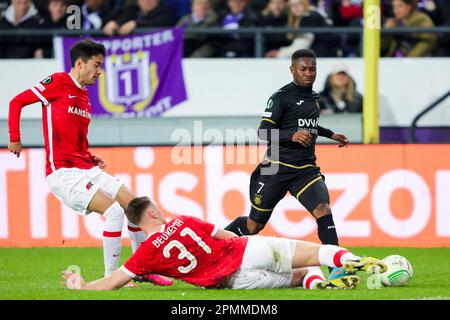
top-left (7, 38), bottom-right (170, 286)
top-left (62, 196), bottom-right (387, 290)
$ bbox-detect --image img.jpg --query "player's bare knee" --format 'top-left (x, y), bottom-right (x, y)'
top-left (114, 184), bottom-right (135, 209)
top-left (312, 203), bottom-right (332, 220)
top-left (88, 189), bottom-right (116, 214)
top-left (247, 219), bottom-right (265, 235)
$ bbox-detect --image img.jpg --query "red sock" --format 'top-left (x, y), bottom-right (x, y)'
top-left (318, 245), bottom-right (358, 268)
top-left (303, 267), bottom-right (325, 290)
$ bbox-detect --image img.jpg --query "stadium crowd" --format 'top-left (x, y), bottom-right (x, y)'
top-left (0, 0), bottom-right (449, 58)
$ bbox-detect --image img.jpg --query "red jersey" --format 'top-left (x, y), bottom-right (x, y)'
top-left (9, 72), bottom-right (96, 176)
top-left (122, 216), bottom-right (248, 288)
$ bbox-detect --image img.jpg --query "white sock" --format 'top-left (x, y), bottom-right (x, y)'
top-left (127, 220), bottom-right (147, 253)
top-left (303, 267), bottom-right (326, 290)
top-left (318, 245), bottom-right (359, 268)
top-left (102, 202), bottom-right (124, 277)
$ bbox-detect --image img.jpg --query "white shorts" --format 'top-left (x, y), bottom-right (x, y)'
top-left (47, 166), bottom-right (123, 215)
top-left (226, 236), bottom-right (297, 290)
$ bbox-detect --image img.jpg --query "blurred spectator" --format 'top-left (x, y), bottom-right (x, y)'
top-left (268, 0), bottom-right (336, 58)
top-left (312, 0), bottom-right (334, 21)
top-left (260, 0), bottom-right (290, 55)
top-left (210, 0), bottom-right (267, 13)
top-left (82, 0), bottom-right (115, 29)
top-left (261, 0), bottom-right (287, 26)
top-left (435, 0), bottom-right (450, 56)
top-left (382, 0), bottom-right (437, 57)
top-left (249, 0), bottom-right (269, 14)
top-left (328, 0), bottom-right (362, 26)
top-left (164, 0), bottom-right (191, 21)
top-left (331, 0), bottom-right (390, 56)
top-left (67, 0), bottom-right (116, 30)
top-left (338, 0), bottom-right (362, 25)
top-left (319, 63), bottom-right (363, 114)
top-left (45, 0), bottom-right (70, 27)
top-left (0, 0), bottom-right (45, 58)
top-left (34, 0), bottom-right (56, 17)
top-left (103, 0), bottom-right (175, 36)
top-left (107, 0), bottom-right (126, 18)
top-left (328, 0), bottom-right (362, 57)
top-left (417, 0), bottom-right (441, 25)
top-left (177, 0), bottom-right (217, 57)
top-left (214, 0), bottom-right (259, 57)
top-left (41, 0), bottom-right (70, 58)
top-left (0, 0), bottom-right (9, 14)
top-left (210, 0), bottom-right (226, 12)
top-left (339, 9), bottom-right (364, 57)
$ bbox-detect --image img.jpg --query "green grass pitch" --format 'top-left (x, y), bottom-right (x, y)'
top-left (0, 247), bottom-right (449, 300)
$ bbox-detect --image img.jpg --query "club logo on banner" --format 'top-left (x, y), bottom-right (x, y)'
top-left (54, 28), bottom-right (187, 117)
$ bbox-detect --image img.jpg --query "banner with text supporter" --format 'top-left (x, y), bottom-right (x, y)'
top-left (0, 145), bottom-right (449, 247)
top-left (55, 28), bottom-right (187, 118)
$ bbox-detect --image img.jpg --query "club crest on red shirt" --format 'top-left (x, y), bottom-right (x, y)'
top-left (41, 76), bottom-right (52, 84)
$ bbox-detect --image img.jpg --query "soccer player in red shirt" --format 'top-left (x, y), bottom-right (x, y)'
top-left (7, 39), bottom-right (171, 286)
top-left (62, 196), bottom-right (387, 291)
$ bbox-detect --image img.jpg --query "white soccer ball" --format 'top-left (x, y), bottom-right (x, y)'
top-left (380, 255), bottom-right (413, 287)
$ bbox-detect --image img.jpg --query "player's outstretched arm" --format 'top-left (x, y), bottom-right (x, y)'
top-left (317, 125), bottom-right (334, 139)
top-left (8, 89), bottom-right (42, 157)
top-left (330, 133), bottom-right (349, 148)
top-left (62, 269), bottom-right (132, 291)
top-left (317, 125), bottom-right (349, 147)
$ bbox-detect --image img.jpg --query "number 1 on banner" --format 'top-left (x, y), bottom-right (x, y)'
top-left (120, 71), bottom-right (133, 96)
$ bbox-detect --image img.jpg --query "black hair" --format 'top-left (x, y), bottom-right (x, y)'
top-left (126, 196), bottom-right (152, 226)
top-left (398, 0), bottom-right (417, 7)
top-left (291, 49), bottom-right (316, 63)
top-left (70, 38), bottom-right (106, 68)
